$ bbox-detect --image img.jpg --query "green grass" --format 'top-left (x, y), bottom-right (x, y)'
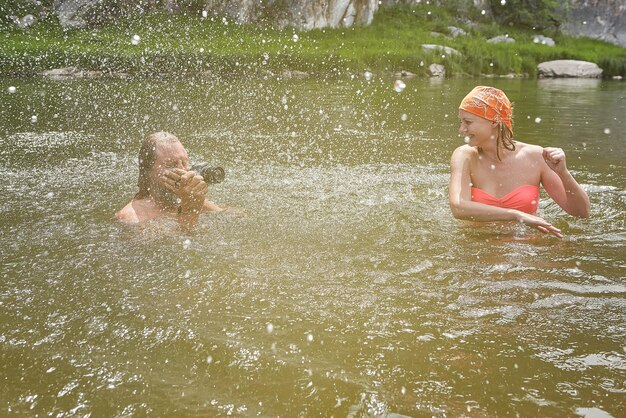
top-left (1, 4), bottom-right (625, 77)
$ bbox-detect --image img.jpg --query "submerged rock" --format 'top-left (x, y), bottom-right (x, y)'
top-left (42, 67), bottom-right (103, 78)
top-left (428, 64), bottom-right (446, 78)
top-left (395, 70), bottom-right (417, 78)
top-left (537, 60), bottom-right (603, 78)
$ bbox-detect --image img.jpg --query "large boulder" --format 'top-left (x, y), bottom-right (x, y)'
top-left (562, 0), bottom-right (626, 48)
top-left (53, 0), bottom-right (379, 30)
top-left (537, 60), bottom-right (603, 78)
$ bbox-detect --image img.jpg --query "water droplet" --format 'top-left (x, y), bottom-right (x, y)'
top-left (481, 9), bottom-right (486, 15)
top-left (401, 114), bottom-right (407, 121)
top-left (603, 128), bottom-right (611, 135)
top-left (202, 10), bottom-right (208, 18)
top-left (292, 34), bottom-right (299, 42)
top-left (306, 333), bottom-right (314, 342)
top-left (534, 117), bottom-right (542, 124)
top-left (490, 164), bottom-right (495, 170)
top-left (266, 323), bottom-right (274, 334)
top-left (363, 70), bottom-right (372, 81)
top-left (490, 62), bottom-right (494, 67)
top-left (199, 47), bottom-right (205, 53)
top-left (183, 239), bottom-right (191, 250)
top-left (501, 0), bottom-right (507, 5)
top-left (464, 136), bottom-right (470, 144)
top-left (46, 192), bottom-right (54, 199)
top-left (30, 115), bottom-right (37, 123)
top-left (393, 80), bottom-right (406, 93)
top-left (131, 35), bottom-right (141, 45)
top-left (206, 355), bottom-right (213, 364)
top-left (401, 386), bottom-right (407, 395)
top-left (7, 86), bottom-right (16, 94)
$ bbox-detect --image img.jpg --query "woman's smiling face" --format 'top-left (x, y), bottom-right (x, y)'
top-left (458, 109), bottom-right (497, 147)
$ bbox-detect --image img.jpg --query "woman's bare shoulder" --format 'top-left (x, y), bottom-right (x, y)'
top-left (515, 141), bottom-right (543, 154)
top-left (451, 144), bottom-right (478, 159)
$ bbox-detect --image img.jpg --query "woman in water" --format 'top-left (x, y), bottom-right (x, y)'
top-left (449, 86), bottom-right (590, 238)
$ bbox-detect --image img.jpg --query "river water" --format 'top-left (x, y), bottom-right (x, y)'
top-left (1, 75), bottom-right (624, 416)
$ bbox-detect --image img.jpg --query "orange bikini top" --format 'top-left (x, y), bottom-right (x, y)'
top-left (471, 185), bottom-right (540, 214)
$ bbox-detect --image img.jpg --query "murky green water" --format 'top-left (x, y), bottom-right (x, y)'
top-left (1, 75), bottom-right (625, 416)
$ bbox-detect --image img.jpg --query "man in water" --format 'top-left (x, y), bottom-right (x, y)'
top-left (116, 132), bottom-right (222, 228)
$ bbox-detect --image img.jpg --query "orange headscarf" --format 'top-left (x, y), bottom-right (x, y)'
top-left (459, 86), bottom-right (513, 133)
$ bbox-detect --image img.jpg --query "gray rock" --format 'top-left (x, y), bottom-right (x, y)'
top-left (448, 26), bottom-right (467, 37)
top-left (487, 35), bottom-right (515, 44)
top-left (282, 70), bottom-right (309, 78)
top-left (17, 14), bottom-right (37, 29)
top-left (533, 35), bottom-right (555, 46)
top-left (537, 60), bottom-right (603, 78)
top-left (428, 64), bottom-right (446, 78)
top-left (42, 67), bottom-right (83, 77)
top-left (53, 0), bottom-right (96, 29)
top-left (41, 67), bottom-right (102, 78)
top-left (53, 0), bottom-right (379, 30)
top-left (395, 70), bottom-right (417, 78)
top-left (562, 0), bottom-right (626, 48)
top-left (422, 44), bottom-right (461, 57)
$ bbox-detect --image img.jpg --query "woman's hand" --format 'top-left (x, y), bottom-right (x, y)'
top-left (543, 147), bottom-right (567, 175)
top-left (517, 211), bottom-right (563, 238)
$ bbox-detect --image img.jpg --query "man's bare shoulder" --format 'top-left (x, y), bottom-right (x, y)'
top-left (116, 199), bottom-right (159, 223)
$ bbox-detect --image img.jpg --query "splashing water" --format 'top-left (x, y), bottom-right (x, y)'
top-left (393, 80), bottom-right (406, 93)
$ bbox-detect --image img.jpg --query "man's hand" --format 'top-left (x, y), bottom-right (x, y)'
top-left (163, 168), bottom-right (208, 214)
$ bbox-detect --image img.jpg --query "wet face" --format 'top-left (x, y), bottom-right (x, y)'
top-left (458, 109), bottom-right (498, 147)
top-left (149, 141), bottom-right (190, 205)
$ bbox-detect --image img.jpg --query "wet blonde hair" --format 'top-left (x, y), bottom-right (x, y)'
top-left (135, 132), bottom-right (180, 199)
top-left (496, 121), bottom-right (515, 161)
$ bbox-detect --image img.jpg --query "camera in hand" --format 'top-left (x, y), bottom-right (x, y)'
top-left (191, 163), bottom-right (225, 184)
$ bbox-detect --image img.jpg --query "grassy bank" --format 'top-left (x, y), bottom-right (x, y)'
top-left (1, 4), bottom-right (625, 78)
